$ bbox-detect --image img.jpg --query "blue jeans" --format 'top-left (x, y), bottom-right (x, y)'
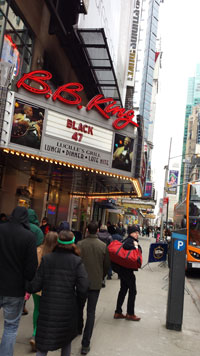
top-left (0, 296), bottom-right (24, 356)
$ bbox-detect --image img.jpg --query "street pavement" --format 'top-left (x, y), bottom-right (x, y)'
top-left (1, 235), bottom-right (200, 355)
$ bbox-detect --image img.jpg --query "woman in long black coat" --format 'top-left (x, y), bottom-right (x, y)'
top-left (26, 230), bottom-right (89, 356)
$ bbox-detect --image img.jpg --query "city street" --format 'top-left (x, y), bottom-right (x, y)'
top-left (1, 236), bottom-right (200, 356)
top-left (1, 1), bottom-right (200, 354)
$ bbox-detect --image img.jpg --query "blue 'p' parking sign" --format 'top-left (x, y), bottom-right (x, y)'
top-left (174, 240), bottom-right (186, 251)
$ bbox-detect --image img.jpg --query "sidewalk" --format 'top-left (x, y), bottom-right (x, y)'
top-left (1, 236), bottom-right (200, 355)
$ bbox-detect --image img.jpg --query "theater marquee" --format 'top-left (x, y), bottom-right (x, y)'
top-left (46, 110), bottom-right (113, 152)
top-left (1, 75), bottom-right (138, 176)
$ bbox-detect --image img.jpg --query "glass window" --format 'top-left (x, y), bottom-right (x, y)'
top-left (190, 184), bottom-right (200, 201)
top-left (0, 1), bottom-right (33, 86)
top-left (189, 201), bottom-right (200, 247)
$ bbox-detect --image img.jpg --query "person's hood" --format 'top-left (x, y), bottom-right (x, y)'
top-left (10, 206), bottom-right (30, 229)
top-left (27, 208), bottom-right (39, 226)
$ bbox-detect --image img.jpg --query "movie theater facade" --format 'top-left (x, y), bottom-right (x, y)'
top-left (0, 70), bottom-right (142, 230)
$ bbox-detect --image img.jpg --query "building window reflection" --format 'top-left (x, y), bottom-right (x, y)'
top-left (0, 0), bottom-right (33, 86)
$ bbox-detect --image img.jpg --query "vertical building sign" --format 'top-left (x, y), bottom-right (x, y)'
top-left (167, 170), bottom-right (179, 195)
top-left (127, 0), bottom-right (141, 86)
top-left (144, 182), bottom-right (153, 198)
top-left (1, 35), bottom-right (20, 76)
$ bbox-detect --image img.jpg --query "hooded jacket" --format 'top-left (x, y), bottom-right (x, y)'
top-left (97, 230), bottom-right (112, 246)
top-left (0, 206), bottom-right (38, 297)
top-left (28, 209), bottom-right (44, 246)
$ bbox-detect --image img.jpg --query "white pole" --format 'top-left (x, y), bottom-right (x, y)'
top-left (160, 138), bottom-right (172, 239)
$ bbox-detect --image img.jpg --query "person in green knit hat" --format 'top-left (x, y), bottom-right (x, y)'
top-left (28, 209), bottom-right (44, 247)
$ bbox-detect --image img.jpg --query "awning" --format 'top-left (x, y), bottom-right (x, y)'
top-left (106, 209), bottom-right (123, 214)
top-left (94, 200), bottom-right (118, 209)
top-left (123, 203), bottom-right (155, 210)
top-left (44, 1), bottom-right (122, 104)
top-left (77, 29), bottom-right (122, 105)
top-left (1, 149), bottom-right (141, 198)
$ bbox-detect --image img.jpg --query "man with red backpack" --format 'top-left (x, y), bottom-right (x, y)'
top-left (113, 224), bottom-right (142, 321)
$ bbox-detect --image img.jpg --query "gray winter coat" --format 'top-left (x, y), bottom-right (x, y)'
top-left (77, 234), bottom-right (110, 290)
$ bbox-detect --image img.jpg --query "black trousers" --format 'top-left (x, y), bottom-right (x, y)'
top-left (115, 270), bottom-right (137, 315)
top-left (80, 290), bottom-right (100, 348)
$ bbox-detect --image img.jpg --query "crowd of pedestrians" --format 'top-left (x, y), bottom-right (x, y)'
top-left (0, 208), bottom-right (142, 356)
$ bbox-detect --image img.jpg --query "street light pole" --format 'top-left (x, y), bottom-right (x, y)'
top-left (160, 137), bottom-right (172, 239)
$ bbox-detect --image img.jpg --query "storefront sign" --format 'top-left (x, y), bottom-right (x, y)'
top-left (148, 243), bottom-right (168, 263)
top-left (16, 70), bottom-right (139, 130)
top-left (46, 110), bottom-right (113, 152)
top-left (1, 35), bottom-right (20, 76)
top-left (47, 204), bottom-right (56, 215)
top-left (127, 0), bottom-right (141, 85)
top-left (3, 94), bottom-right (135, 176)
top-left (144, 182), bottom-right (153, 198)
top-left (42, 136), bottom-right (110, 168)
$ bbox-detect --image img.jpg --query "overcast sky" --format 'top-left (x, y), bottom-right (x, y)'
top-left (151, 0), bottom-right (200, 211)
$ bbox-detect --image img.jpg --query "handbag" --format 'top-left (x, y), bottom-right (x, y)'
top-left (108, 240), bottom-right (142, 269)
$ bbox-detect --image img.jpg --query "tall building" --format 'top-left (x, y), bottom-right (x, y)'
top-left (0, 0), bottom-right (163, 230)
top-left (122, 0), bottom-right (163, 227)
top-left (133, 0), bottom-right (163, 194)
top-left (0, 0), bottom-right (142, 231)
top-left (179, 64), bottom-right (200, 201)
top-left (134, 0), bottom-right (162, 140)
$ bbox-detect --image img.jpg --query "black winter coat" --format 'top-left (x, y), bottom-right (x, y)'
top-left (0, 206), bottom-right (38, 297)
top-left (26, 247), bottom-right (89, 352)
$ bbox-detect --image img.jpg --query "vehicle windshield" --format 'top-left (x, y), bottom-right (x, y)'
top-left (190, 184), bottom-right (200, 201)
top-left (189, 200), bottom-right (200, 248)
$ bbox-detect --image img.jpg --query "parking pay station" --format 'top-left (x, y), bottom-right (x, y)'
top-left (166, 229), bottom-right (187, 331)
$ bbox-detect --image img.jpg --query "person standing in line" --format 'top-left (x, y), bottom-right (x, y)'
top-left (97, 224), bottom-right (112, 246)
top-left (97, 224), bottom-right (113, 284)
top-left (57, 221), bottom-right (70, 232)
top-left (26, 230), bottom-right (89, 356)
top-left (106, 221), bottom-right (113, 235)
top-left (109, 225), bottom-right (123, 242)
top-left (0, 213), bottom-right (8, 223)
top-left (117, 222), bottom-right (126, 238)
top-left (40, 217), bottom-right (51, 236)
top-left (28, 209), bottom-right (44, 247)
top-left (77, 222), bottom-right (110, 355)
top-left (0, 206), bottom-right (38, 356)
top-left (29, 231), bottom-right (58, 352)
top-left (22, 208), bottom-right (44, 316)
top-left (113, 224), bottom-right (142, 321)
